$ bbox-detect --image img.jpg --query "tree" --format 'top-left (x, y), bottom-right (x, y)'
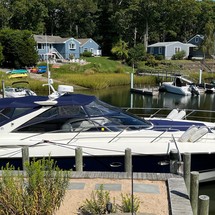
top-left (0, 158), bottom-right (69, 214)
top-left (201, 21), bottom-right (215, 59)
top-left (111, 39), bottom-right (128, 62)
top-left (0, 29), bottom-right (38, 68)
top-left (127, 43), bottom-right (146, 66)
top-left (0, 44), bottom-right (4, 65)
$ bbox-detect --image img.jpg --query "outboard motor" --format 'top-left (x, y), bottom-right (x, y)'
top-left (189, 84), bottom-right (200, 96)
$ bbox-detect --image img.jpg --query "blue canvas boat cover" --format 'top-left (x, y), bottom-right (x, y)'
top-left (0, 94), bottom-right (97, 108)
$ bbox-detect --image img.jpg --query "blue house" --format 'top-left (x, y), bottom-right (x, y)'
top-left (147, 41), bottom-right (196, 60)
top-left (34, 35), bottom-right (101, 61)
top-left (77, 38), bottom-right (102, 56)
top-left (187, 34), bottom-right (204, 59)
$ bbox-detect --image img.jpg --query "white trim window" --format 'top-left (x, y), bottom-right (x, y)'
top-left (174, 47), bottom-right (181, 53)
top-left (69, 41), bottom-right (76, 50)
top-left (195, 37), bottom-right (199, 43)
top-left (158, 47), bottom-right (162, 54)
top-left (38, 43), bottom-right (45, 50)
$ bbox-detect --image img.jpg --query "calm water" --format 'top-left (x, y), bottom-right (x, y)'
top-left (76, 85), bottom-right (215, 215)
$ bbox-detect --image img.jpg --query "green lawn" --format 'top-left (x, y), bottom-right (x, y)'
top-left (82, 56), bottom-right (132, 73)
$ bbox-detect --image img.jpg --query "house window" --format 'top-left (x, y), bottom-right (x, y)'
top-left (195, 37), bottom-right (199, 43)
top-left (158, 47), bottom-right (162, 54)
top-left (174, 47), bottom-right (181, 53)
top-left (84, 48), bottom-right (88, 52)
top-left (69, 41), bottom-right (76, 50)
top-left (150, 47), bottom-right (154, 54)
top-left (38, 43), bottom-right (45, 50)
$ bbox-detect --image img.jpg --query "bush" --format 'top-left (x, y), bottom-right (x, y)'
top-left (79, 185), bottom-right (140, 214)
top-left (155, 54), bottom-right (164, 60)
top-left (79, 185), bottom-right (112, 214)
top-left (145, 54), bottom-right (159, 67)
top-left (117, 193), bottom-right (140, 213)
top-left (171, 50), bottom-right (186, 60)
top-left (0, 158), bottom-right (69, 214)
top-left (81, 51), bottom-right (93, 57)
top-left (114, 66), bottom-right (125, 73)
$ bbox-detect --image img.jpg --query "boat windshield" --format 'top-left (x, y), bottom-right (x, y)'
top-left (0, 107), bottom-right (34, 126)
top-left (14, 99), bottom-right (152, 133)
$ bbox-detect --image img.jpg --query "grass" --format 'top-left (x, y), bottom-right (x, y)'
top-left (1, 57), bottom-right (215, 91)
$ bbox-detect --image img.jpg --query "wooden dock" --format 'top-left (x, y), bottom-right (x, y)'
top-left (130, 87), bottom-right (159, 96)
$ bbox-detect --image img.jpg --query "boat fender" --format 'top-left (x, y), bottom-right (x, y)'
top-left (189, 126), bottom-right (209, 142)
top-left (175, 110), bottom-right (186, 120)
top-left (178, 125), bottom-right (198, 142)
top-left (166, 109), bottom-right (178, 119)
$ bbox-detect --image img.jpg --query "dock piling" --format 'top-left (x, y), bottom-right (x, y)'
top-left (198, 195), bottom-right (209, 215)
top-left (170, 149), bottom-right (180, 174)
top-left (22, 146), bottom-right (29, 171)
top-left (124, 148), bottom-right (132, 174)
top-left (183, 152), bottom-right (191, 196)
top-left (190, 171), bottom-right (199, 215)
top-left (75, 147), bottom-right (83, 172)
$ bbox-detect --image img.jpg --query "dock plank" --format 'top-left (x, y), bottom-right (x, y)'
top-left (168, 178), bottom-right (193, 215)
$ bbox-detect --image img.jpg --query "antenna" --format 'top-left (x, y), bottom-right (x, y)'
top-left (45, 34), bottom-right (51, 95)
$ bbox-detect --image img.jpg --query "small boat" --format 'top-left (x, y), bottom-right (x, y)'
top-left (203, 80), bottom-right (215, 94)
top-left (7, 69), bottom-right (28, 79)
top-left (2, 81), bottom-right (37, 98)
top-left (6, 69), bottom-right (28, 74)
top-left (8, 73), bottom-right (28, 79)
top-left (0, 85), bottom-right (215, 182)
top-left (160, 75), bottom-right (199, 96)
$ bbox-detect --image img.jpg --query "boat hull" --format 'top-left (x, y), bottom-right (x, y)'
top-left (162, 82), bottom-right (192, 96)
top-left (1, 153), bottom-right (215, 175)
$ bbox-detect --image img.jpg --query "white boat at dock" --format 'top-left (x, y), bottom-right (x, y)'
top-left (0, 85), bottom-right (215, 182)
top-left (160, 75), bottom-right (200, 96)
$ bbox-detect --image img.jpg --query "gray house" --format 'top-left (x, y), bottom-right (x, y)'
top-left (34, 35), bottom-right (101, 61)
top-left (147, 41), bottom-right (196, 60)
top-left (188, 34), bottom-right (204, 59)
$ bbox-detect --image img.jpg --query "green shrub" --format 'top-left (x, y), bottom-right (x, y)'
top-left (117, 193), bottom-right (140, 213)
top-left (0, 158), bottom-right (69, 214)
top-left (84, 69), bottom-right (95, 75)
top-left (155, 54), bottom-right (164, 61)
top-left (79, 185), bottom-right (113, 214)
top-left (79, 185), bottom-right (140, 214)
top-left (145, 54), bottom-right (159, 67)
top-left (114, 66), bottom-right (125, 73)
top-left (81, 51), bottom-right (93, 57)
top-left (172, 50), bottom-right (186, 60)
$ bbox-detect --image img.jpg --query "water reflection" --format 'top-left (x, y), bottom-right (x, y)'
top-left (77, 86), bottom-right (215, 112)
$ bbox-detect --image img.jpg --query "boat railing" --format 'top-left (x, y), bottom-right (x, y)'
top-left (124, 107), bottom-right (215, 123)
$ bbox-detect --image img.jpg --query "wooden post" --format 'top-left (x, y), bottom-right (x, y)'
top-left (22, 146), bottom-right (29, 171)
top-left (183, 152), bottom-right (191, 196)
top-left (1, 80), bottom-right (5, 98)
top-left (170, 149), bottom-right (179, 174)
top-left (75, 147), bottom-right (83, 172)
top-left (198, 195), bottom-right (209, 215)
top-left (124, 148), bottom-right (132, 174)
top-left (190, 171), bottom-right (199, 215)
top-left (130, 72), bottom-right (134, 89)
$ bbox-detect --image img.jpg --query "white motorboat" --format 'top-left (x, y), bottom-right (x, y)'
top-left (0, 87), bottom-right (215, 181)
top-left (2, 81), bottom-right (37, 98)
top-left (160, 75), bottom-right (200, 96)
